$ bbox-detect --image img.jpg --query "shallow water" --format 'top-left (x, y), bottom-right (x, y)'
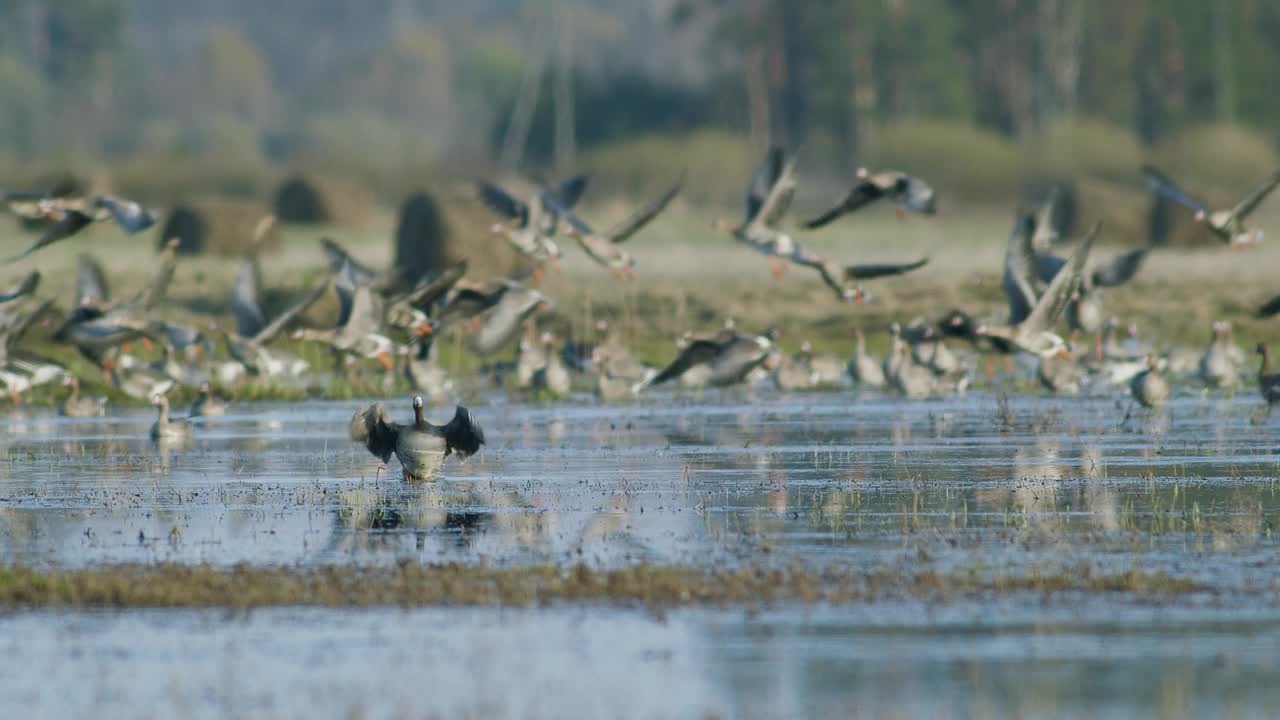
top-left (3, 390), bottom-right (1280, 717)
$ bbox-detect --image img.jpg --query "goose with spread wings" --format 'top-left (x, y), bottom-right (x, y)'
top-left (477, 174), bottom-right (589, 270)
top-left (350, 396), bottom-right (486, 480)
top-left (4, 194), bottom-right (156, 262)
top-left (1143, 164), bottom-right (1280, 247)
top-left (979, 222), bottom-right (1100, 357)
top-left (552, 175), bottom-right (684, 277)
top-left (223, 258), bottom-right (327, 378)
top-left (803, 168), bottom-right (937, 228)
top-left (636, 326), bottom-right (778, 392)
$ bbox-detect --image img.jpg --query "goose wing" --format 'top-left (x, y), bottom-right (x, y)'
top-left (750, 153), bottom-right (797, 229)
top-left (6, 210), bottom-right (95, 262)
top-left (0, 271), bottom-right (41, 304)
top-left (1089, 247), bottom-right (1150, 289)
top-left (648, 338), bottom-right (726, 387)
top-left (1022, 222), bottom-right (1099, 335)
top-left (254, 282), bottom-right (328, 344)
top-left (436, 405), bottom-right (486, 458)
top-left (1256, 292), bottom-right (1280, 318)
top-left (76, 255), bottom-right (109, 307)
top-left (230, 257), bottom-right (267, 339)
top-left (745, 147), bottom-right (785, 224)
top-left (1142, 165), bottom-right (1208, 214)
top-left (802, 180), bottom-right (887, 229)
top-left (319, 237), bottom-right (380, 286)
top-left (604, 175), bottom-right (684, 243)
top-left (349, 403), bottom-right (400, 463)
top-left (1002, 213), bottom-right (1040, 325)
top-left (478, 182), bottom-right (529, 225)
top-left (133, 240), bottom-right (179, 310)
top-left (1229, 169), bottom-right (1280, 222)
top-left (843, 257), bottom-right (930, 280)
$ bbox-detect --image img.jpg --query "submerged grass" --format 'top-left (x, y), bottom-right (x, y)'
top-left (0, 562), bottom-right (1209, 610)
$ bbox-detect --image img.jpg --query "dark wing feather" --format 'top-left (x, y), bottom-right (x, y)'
top-left (94, 195), bottom-right (155, 234)
top-left (550, 174), bottom-right (590, 209)
top-left (1002, 213), bottom-right (1040, 325)
top-left (334, 258), bottom-right (362, 327)
top-left (230, 258), bottom-right (267, 339)
top-left (1141, 165), bottom-right (1208, 214)
top-left (478, 182), bottom-right (529, 224)
top-left (605, 175), bottom-right (683, 243)
top-left (7, 210), bottom-right (95, 262)
top-left (76, 255), bottom-right (109, 307)
top-left (751, 154), bottom-right (797, 229)
top-left (647, 339), bottom-right (725, 387)
top-left (1229, 169), bottom-right (1280, 221)
top-left (390, 260), bottom-right (469, 312)
top-left (538, 191), bottom-right (593, 235)
top-left (319, 237), bottom-right (380, 286)
top-left (843, 257), bottom-right (930, 280)
top-left (801, 182), bottom-right (886, 229)
top-left (745, 147), bottom-right (785, 224)
top-left (0, 271), bottom-right (40, 304)
top-left (1089, 248), bottom-right (1149, 289)
top-left (1256, 293), bottom-right (1280, 318)
top-left (133, 240), bottom-right (178, 310)
top-left (438, 405), bottom-right (486, 458)
top-left (350, 403), bottom-right (400, 463)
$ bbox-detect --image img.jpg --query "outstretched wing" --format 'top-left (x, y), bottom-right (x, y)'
top-left (7, 210), bottom-right (95, 262)
top-left (1141, 165), bottom-right (1208, 214)
top-left (478, 181), bottom-right (530, 225)
top-left (349, 403), bottom-right (399, 463)
top-left (1257, 292), bottom-right (1280, 318)
top-left (550, 173), bottom-right (590, 209)
top-left (1002, 212), bottom-right (1040, 325)
top-left (75, 255), bottom-right (109, 307)
top-left (437, 405), bottom-right (486, 458)
top-left (647, 339), bottom-right (725, 387)
top-left (1089, 248), bottom-right (1149, 289)
top-left (1229, 169), bottom-right (1280, 222)
top-left (391, 260), bottom-right (469, 313)
top-left (750, 153), bottom-right (797, 229)
top-left (0, 271), bottom-right (41, 304)
top-left (94, 195), bottom-right (155, 234)
top-left (843, 257), bottom-right (930, 280)
top-left (802, 181), bottom-right (887, 229)
top-left (254, 281), bottom-right (329, 344)
top-left (1023, 222), bottom-right (1100, 334)
top-left (230, 257), bottom-right (267, 339)
top-left (746, 147), bottom-right (785, 224)
top-left (319, 237), bottom-right (380, 286)
top-left (133, 239), bottom-right (179, 310)
top-left (605, 175), bottom-right (684, 243)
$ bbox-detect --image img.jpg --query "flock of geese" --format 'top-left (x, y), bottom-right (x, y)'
top-left (1, 149), bottom-right (1280, 479)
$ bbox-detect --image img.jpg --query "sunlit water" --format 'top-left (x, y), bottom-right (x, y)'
top-left (3, 390), bottom-right (1280, 717)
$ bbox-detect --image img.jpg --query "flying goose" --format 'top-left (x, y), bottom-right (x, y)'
top-left (478, 174), bottom-right (589, 270)
top-left (468, 283), bottom-right (554, 356)
top-left (1143, 164), bottom-right (1280, 247)
top-left (712, 147), bottom-right (821, 279)
top-left (5, 194), bottom-right (156, 262)
top-left (223, 258), bottom-right (327, 378)
top-left (553, 175), bottom-right (683, 277)
top-left (637, 326), bottom-right (778, 392)
top-left (803, 168), bottom-right (936, 228)
top-left (292, 260), bottom-right (406, 370)
top-left (0, 271), bottom-right (40, 306)
top-left (349, 397), bottom-right (485, 481)
top-left (978, 222), bottom-right (1100, 357)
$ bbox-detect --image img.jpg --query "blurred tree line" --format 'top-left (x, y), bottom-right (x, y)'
top-left (0, 0), bottom-right (1276, 200)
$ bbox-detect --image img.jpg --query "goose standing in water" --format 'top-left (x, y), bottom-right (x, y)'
top-left (1198, 320), bottom-right (1244, 389)
top-left (189, 382), bottom-right (228, 418)
top-left (1143, 165), bottom-right (1280, 247)
top-left (1131, 355), bottom-right (1170, 409)
top-left (848, 328), bottom-right (886, 389)
top-left (350, 397), bottom-right (485, 481)
top-left (803, 168), bottom-right (936, 227)
top-left (532, 332), bottom-right (572, 397)
top-left (59, 374), bottom-right (105, 417)
top-left (775, 342), bottom-right (818, 391)
top-left (887, 335), bottom-right (935, 400)
top-left (1256, 344), bottom-right (1280, 416)
top-left (149, 393), bottom-right (193, 444)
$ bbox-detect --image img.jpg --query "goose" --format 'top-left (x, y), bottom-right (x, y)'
top-left (1037, 347), bottom-right (1083, 395)
top-left (5, 194), bottom-right (156, 262)
top-left (531, 332), bottom-right (572, 397)
top-left (554, 175), bottom-right (683, 277)
top-left (149, 393), bottom-right (193, 443)
top-left (478, 174), bottom-right (589, 271)
top-left (775, 342), bottom-right (818, 391)
top-left (1143, 165), bottom-right (1280, 247)
top-left (401, 337), bottom-right (453, 402)
top-left (848, 328), bottom-right (886, 388)
top-left (1198, 320), bottom-right (1245, 389)
top-left (0, 271), bottom-right (40, 306)
top-left (712, 147), bottom-right (823, 280)
top-left (637, 327), bottom-right (778, 392)
top-left (59, 374), bottom-right (105, 417)
top-left (515, 322), bottom-right (549, 389)
top-left (591, 342), bottom-right (651, 401)
top-left (292, 260), bottom-right (408, 370)
top-left (223, 258), bottom-right (327, 379)
top-left (1027, 224), bottom-right (1149, 343)
top-left (1256, 344), bottom-right (1280, 415)
top-left (349, 397), bottom-right (485, 481)
top-left (979, 222), bottom-right (1099, 357)
top-left (1130, 355), bottom-right (1171, 409)
top-left (0, 299), bottom-right (59, 403)
top-left (76, 254), bottom-right (110, 307)
top-left (468, 283), bottom-right (554, 357)
top-left (803, 168), bottom-right (936, 228)
top-left (887, 335), bottom-right (935, 399)
top-left (188, 382), bottom-right (228, 418)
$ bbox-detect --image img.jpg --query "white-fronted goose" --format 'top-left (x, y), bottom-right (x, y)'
top-left (532, 332), bottom-right (572, 397)
top-left (1143, 165), bottom-right (1280, 247)
top-left (478, 177), bottom-right (587, 269)
top-left (775, 342), bottom-right (818, 391)
top-left (979, 222), bottom-right (1099, 357)
top-left (554, 176), bottom-right (683, 277)
top-left (59, 374), bottom-right (105, 417)
top-left (5, 194), bottom-right (156, 262)
top-left (1131, 355), bottom-right (1170, 409)
top-left (349, 397), bottom-right (485, 481)
top-left (637, 327), bottom-right (777, 392)
top-left (803, 168), bottom-right (936, 228)
top-left (848, 328), bottom-right (886, 388)
top-left (888, 335), bottom-right (935, 399)
top-left (292, 261), bottom-right (407, 370)
top-left (223, 258), bottom-right (327, 379)
top-left (1198, 320), bottom-right (1244, 389)
top-left (1038, 347), bottom-right (1083, 395)
top-left (469, 283), bottom-right (554, 357)
top-left (149, 393), bottom-right (193, 443)
top-left (189, 382), bottom-right (228, 418)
